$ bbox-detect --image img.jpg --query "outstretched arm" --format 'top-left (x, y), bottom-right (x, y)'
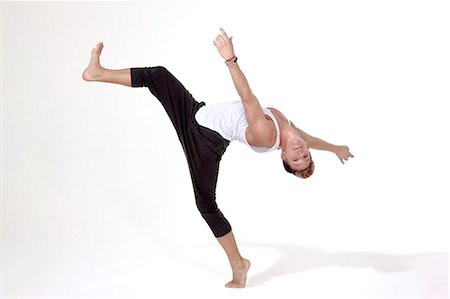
top-left (291, 121), bottom-right (354, 164)
top-left (213, 28), bottom-right (274, 143)
top-left (310, 136), bottom-right (354, 164)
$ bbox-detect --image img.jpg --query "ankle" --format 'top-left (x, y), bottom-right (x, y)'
top-left (231, 257), bottom-right (246, 270)
top-left (91, 67), bottom-right (106, 81)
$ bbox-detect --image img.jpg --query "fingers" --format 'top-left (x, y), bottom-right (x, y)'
top-left (216, 34), bottom-right (225, 44)
top-left (347, 147), bottom-right (354, 158)
top-left (213, 35), bottom-right (223, 49)
top-left (338, 154), bottom-right (353, 164)
top-left (220, 27), bottom-right (228, 39)
top-left (214, 28), bottom-right (231, 45)
top-left (339, 154), bottom-right (354, 165)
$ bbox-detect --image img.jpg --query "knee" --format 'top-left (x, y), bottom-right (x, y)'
top-left (195, 197), bottom-right (216, 215)
top-left (151, 66), bottom-right (170, 78)
top-left (197, 207), bottom-right (231, 238)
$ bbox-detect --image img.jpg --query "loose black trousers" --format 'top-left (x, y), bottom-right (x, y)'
top-left (131, 67), bottom-right (232, 237)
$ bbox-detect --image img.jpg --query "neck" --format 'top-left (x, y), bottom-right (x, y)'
top-left (279, 121), bottom-right (298, 150)
top-left (267, 107), bottom-right (298, 151)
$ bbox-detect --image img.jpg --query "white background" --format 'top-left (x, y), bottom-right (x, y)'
top-left (1, 1), bottom-right (449, 298)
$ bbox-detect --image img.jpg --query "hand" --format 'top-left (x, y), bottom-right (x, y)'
top-left (213, 28), bottom-right (235, 61)
top-left (334, 145), bottom-right (354, 164)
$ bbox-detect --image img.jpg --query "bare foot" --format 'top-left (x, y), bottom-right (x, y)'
top-left (225, 258), bottom-right (251, 288)
top-left (82, 42), bottom-right (105, 81)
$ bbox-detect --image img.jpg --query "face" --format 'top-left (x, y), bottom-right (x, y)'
top-left (281, 135), bottom-right (311, 172)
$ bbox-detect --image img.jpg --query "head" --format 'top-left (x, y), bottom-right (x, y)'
top-left (281, 135), bottom-right (315, 179)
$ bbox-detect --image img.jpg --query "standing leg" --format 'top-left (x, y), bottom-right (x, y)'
top-left (217, 231), bottom-right (251, 288)
top-left (187, 127), bottom-right (251, 288)
top-left (82, 42), bottom-right (131, 87)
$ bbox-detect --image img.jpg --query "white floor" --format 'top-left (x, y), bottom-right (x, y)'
top-left (3, 180), bottom-right (449, 298)
top-left (3, 235), bottom-right (449, 298)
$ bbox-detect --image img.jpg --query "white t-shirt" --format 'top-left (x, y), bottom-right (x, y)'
top-left (195, 100), bottom-right (281, 153)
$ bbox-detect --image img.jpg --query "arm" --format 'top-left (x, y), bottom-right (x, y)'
top-left (291, 121), bottom-right (354, 164)
top-left (213, 28), bottom-right (274, 142)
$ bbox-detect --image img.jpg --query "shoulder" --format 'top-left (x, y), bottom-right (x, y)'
top-left (246, 115), bottom-right (277, 147)
top-left (269, 107), bottom-right (313, 144)
top-left (268, 107), bottom-right (287, 119)
top-left (267, 107), bottom-right (291, 126)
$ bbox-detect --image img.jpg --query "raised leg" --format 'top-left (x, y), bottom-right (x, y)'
top-left (82, 42), bottom-right (131, 87)
top-left (217, 231), bottom-right (251, 288)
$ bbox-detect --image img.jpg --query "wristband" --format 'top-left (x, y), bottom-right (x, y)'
top-left (225, 56), bottom-right (238, 66)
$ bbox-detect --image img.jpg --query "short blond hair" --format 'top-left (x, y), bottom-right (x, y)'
top-left (295, 159), bottom-right (315, 179)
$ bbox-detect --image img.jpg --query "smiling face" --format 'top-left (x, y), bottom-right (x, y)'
top-left (281, 135), bottom-right (311, 172)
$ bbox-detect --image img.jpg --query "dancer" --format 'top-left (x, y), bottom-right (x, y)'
top-left (82, 28), bottom-right (354, 288)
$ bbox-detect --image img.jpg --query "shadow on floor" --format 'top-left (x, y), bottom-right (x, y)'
top-left (242, 242), bottom-right (448, 288)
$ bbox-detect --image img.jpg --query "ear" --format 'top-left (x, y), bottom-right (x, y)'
top-left (281, 151), bottom-right (286, 160)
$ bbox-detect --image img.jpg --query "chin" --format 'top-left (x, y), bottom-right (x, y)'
top-left (288, 137), bottom-right (300, 146)
top-left (298, 137), bottom-right (307, 145)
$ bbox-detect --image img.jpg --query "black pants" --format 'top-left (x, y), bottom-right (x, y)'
top-left (131, 66), bottom-right (232, 237)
